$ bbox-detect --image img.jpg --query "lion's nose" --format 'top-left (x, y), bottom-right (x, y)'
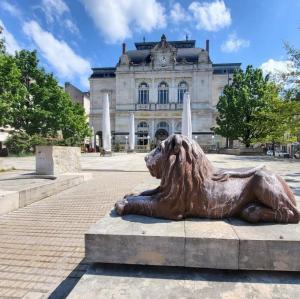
top-left (144, 155), bottom-right (148, 162)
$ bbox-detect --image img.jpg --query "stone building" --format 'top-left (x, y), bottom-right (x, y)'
top-left (65, 82), bottom-right (90, 123)
top-left (89, 34), bottom-right (240, 149)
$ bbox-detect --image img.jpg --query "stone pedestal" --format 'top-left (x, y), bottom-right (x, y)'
top-left (36, 146), bottom-right (81, 175)
top-left (85, 212), bottom-right (300, 271)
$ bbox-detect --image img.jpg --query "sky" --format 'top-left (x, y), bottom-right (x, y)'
top-left (0, 0), bottom-right (299, 91)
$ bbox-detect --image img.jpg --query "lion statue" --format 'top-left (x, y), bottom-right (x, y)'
top-left (115, 135), bottom-right (299, 223)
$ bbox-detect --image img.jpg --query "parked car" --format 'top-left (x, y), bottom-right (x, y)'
top-left (266, 150), bottom-right (290, 158)
top-left (278, 152), bottom-right (290, 158)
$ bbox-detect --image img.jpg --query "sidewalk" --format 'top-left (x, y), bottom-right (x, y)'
top-left (0, 170), bottom-right (151, 298)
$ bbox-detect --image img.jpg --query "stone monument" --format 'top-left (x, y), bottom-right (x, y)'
top-left (181, 92), bottom-right (192, 139)
top-left (102, 92), bottom-right (112, 155)
top-left (115, 134), bottom-right (300, 224)
top-left (128, 112), bottom-right (135, 152)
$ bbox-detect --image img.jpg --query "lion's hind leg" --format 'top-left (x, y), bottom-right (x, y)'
top-left (240, 203), bottom-right (297, 223)
top-left (249, 172), bottom-right (300, 223)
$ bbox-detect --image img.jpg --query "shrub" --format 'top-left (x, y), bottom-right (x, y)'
top-left (5, 132), bottom-right (46, 155)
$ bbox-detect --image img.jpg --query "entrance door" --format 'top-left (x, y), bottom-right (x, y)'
top-left (155, 129), bottom-right (168, 142)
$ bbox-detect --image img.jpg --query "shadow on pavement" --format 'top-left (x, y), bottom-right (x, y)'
top-left (83, 168), bottom-right (148, 173)
top-left (48, 258), bottom-right (90, 299)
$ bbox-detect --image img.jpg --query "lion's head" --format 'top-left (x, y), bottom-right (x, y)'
top-left (145, 135), bottom-right (214, 200)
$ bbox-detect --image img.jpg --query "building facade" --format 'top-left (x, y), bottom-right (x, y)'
top-left (89, 35), bottom-right (240, 149)
top-left (65, 82), bottom-right (90, 123)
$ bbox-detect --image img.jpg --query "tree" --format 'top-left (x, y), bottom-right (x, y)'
top-left (214, 65), bottom-right (277, 147)
top-left (282, 43), bottom-right (300, 101)
top-left (0, 42), bottom-right (90, 143)
top-left (253, 93), bottom-right (300, 154)
top-left (0, 53), bottom-right (27, 127)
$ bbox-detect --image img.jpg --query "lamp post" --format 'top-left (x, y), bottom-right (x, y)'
top-left (194, 135), bottom-right (198, 143)
top-left (212, 134), bottom-right (215, 150)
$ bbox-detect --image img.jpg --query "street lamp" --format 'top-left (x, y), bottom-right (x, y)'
top-left (194, 135), bottom-right (198, 143)
top-left (211, 134), bottom-right (215, 150)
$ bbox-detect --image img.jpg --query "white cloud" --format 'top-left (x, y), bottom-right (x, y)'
top-left (0, 19), bottom-right (21, 54)
top-left (23, 21), bottom-right (91, 88)
top-left (81, 0), bottom-right (167, 43)
top-left (188, 0), bottom-right (231, 31)
top-left (41, 0), bottom-right (79, 35)
top-left (260, 59), bottom-right (294, 76)
top-left (170, 3), bottom-right (190, 23)
top-left (41, 0), bottom-right (69, 23)
top-left (64, 19), bottom-right (80, 35)
top-left (221, 33), bottom-right (250, 53)
top-left (0, 1), bottom-right (21, 18)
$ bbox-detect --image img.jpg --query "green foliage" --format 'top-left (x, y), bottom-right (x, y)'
top-left (0, 31), bottom-right (90, 145)
top-left (0, 54), bottom-right (27, 127)
top-left (214, 66), bottom-right (284, 147)
top-left (5, 132), bottom-right (45, 155)
top-left (283, 43), bottom-right (300, 101)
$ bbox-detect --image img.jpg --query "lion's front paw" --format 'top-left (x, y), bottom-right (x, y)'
top-left (115, 199), bottom-right (128, 216)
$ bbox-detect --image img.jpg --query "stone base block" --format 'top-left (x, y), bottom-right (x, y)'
top-left (36, 146), bottom-right (81, 175)
top-left (85, 212), bottom-right (300, 271)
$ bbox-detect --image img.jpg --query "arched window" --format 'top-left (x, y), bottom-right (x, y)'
top-left (137, 121), bottom-right (149, 145)
top-left (157, 121), bottom-right (169, 131)
top-left (138, 82), bottom-right (149, 104)
top-left (158, 82), bottom-right (169, 104)
top-left (177, 81), bottom-right (188, 104)
top-left (137, 121), bottom-right (148, 132)
top-left (175, 121), bottom-right (182, 133)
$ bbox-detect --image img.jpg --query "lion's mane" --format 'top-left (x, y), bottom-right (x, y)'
top-left (158, 135), bottom-right (214, 215)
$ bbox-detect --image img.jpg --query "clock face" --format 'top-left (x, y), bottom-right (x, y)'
top-left (160, 55), bottom-right (167, 65)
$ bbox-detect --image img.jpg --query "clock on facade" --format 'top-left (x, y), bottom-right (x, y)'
top-left (160, 55), bottom-right (167, 66)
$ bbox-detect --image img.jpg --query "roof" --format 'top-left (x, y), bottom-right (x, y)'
top-left (212, 63), bottom-right (241, 74)
top-left (90, 67), bottom-right (116, 79)
top-left (125, 47), bottom-right (205, 64)
top-left (135, 40), bottom-right (196, 50)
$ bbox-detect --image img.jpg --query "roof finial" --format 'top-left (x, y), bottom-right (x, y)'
top-left (143, 36), bottom-right (145, 43)
top-left (186, 33), bottom-right (188, 41)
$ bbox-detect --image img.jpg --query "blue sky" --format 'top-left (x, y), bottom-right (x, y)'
top-left (0, 0), bottom-right (299, 90)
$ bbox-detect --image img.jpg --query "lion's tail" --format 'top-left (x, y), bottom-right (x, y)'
top-left (211, 165), bottom-right (266, 181)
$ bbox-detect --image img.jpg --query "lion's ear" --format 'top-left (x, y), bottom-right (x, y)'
top-left (173, 135), bottom-right (182, 154)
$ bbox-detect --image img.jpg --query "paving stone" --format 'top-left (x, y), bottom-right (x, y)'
top-left (67, 263), bottom-right (300, 299)
top-left (0, 153), bottom-right (299, 297)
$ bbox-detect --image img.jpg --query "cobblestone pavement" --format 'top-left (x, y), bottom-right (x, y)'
top-left (0, 153), bottom-right (299, 298)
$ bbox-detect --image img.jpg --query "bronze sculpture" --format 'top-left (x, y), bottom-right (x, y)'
top-left (115, 135), bottom-right (299, 223)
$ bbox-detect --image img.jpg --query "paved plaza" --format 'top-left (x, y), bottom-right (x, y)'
top-left (0, 153), bottom-right (299, 298)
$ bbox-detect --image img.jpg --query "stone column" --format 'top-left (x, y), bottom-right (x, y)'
top-left (171, 77), bottom-right (175, 103)
top-left (171, 119), bottom-right (175, 134)
top-left (151, 77), bottom-right (155, 103)
top-left (151, 119), bottom-right (155, 138)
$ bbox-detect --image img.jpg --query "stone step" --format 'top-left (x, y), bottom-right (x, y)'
top-left (85, 212), bottom-right (300, 271)
top-left (0, 172), bottom-right (92, 215)
top-left (67, 263), bottom-right (300, 299)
